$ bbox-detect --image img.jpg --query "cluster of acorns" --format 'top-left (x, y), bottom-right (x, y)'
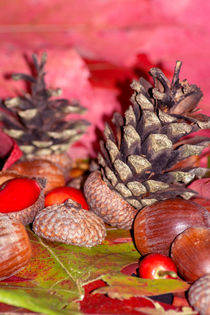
top-left (0, 56), bottom-right (210, 314)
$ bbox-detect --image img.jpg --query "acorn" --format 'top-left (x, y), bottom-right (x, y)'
top-left (9, 159), bottom-right (65, 193)
top-left (33, 199), bottom-right (106, 247)
top-left (133, 199), bottom-right (210, 256)
top-left (0, 214), bottom-right (32, 280)
top-left (171, 227), bottom-right (210, 282)
top-left (188, 273), bottom-right (210, 315)
top-left (84, 171), bottom-right (138, 230)
top-left (0, 171), bottom-right (45, 225)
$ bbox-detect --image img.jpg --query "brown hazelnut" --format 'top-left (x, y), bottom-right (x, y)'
top-left (134, 199), bottom-right (209, 256)
top-left (9, 159), bottom-right (65, 193)
top-left (0, 215), bottom-right (32, 280)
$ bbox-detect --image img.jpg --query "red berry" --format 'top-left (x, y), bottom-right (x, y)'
top-left (45, 186), bottom-right (89, 210)
top-left (0, 178), bottom-right (41, 213)
top-left (138, 253), bottom-right (178, 279)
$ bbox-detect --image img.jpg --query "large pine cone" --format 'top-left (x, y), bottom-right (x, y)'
top-left (84, 61), bottom-right (210, 229)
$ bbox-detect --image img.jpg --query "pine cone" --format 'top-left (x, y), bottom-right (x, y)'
top-left (84, 61), bottom-right (210, 229)
top-left (0, 53), bottom-right (90, 161)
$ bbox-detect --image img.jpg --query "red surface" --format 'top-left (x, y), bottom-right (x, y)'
top-left (45, 186), bottom-right (89, 210)
top-left (0, 178), bottom-right (40, 213)
top-left (80, 279), bottom-right (185, 314)
top-left (138, 254), bottom-right (178, 280)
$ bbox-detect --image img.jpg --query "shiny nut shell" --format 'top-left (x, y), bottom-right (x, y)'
top-left (0, 214), bottom-right (32, 280)
top-left (133, 199), bottom-right (210, 256)
top-left (0, 170), bottom-right (26, 186)
top-left (33, 153), bottom-right (72, 180)
top-left (9, 159), bottom-right (65, 193)
top-left (188, 273), bottom-right (210, 315)
top-left (171, 227), bottom-right (210, 282)
top-left (84, 171), bottom-right (138, 230)
top-left (33, 199), bottom-right (106, 247)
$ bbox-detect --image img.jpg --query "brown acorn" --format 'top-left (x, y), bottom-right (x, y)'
top-left (188, 273), bottom-right (210, 315)
top-left (0, 171), bottom-right (45, 225)
top-left (0, 214), bottom-right (32, 280)
top-left (9, 159), bottom-right (65, 193)
top-left (133, 199), bottom-right (210, 256)
top-left (33, 199), bottom-right (106, 247)
top-left (171, 226), bottom-right (210, 282)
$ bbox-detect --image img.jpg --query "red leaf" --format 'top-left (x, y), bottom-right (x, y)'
top-left (80, 279), bottom-right (185, 314)
top-left (2, 140), bottom-right (22, 171)
top-left (80, 279), bottom-right (154, 315)
top-left (189, 178), bottom-right (210, 200)
top-left (0, 130), bottom-right (13, 158)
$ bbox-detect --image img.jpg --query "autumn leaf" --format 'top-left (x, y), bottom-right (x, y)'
top-left (0, 228), bottom-right (139, 314)
top-left (189, 178), bottom-right (210, 200)
top-left (135, 303), bottom-right (197, 315)
top-left (2, 139), bottom-right (22, 170)
top-left (94, 273), bottom-right (189, 300)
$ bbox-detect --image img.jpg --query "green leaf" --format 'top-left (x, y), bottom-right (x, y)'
top-left (94, 273), bottom-right (189, 299)
top-left (0, 228), bottom-right (139, 314)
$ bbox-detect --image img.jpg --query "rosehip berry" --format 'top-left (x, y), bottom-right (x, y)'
top-left (0, 178), bottom-right (41, 213)
top-left (138, 253), bottom-right (178, 279)
top-left (45, 186), bottom-right (89, 210)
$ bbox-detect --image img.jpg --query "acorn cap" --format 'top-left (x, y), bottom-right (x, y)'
top-left (84, 171), bottom-right (138, 230)
top-left (0, 172), bottom-right (46, 225)
top-left (188, 273), bottom-right (210, 315)
top-left (7, 177), bottom-right (46, 225)
top-left (33, 199), bottom-right (107, 247)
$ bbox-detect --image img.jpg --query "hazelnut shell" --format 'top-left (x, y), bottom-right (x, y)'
top-left (0, 214), bottom-right (32, 280)
top-left (133, 199), bottom-right (210, 256)
top-left (171, 226), bottom-right (210, 282)
top-left (9, 159), bottom-right (65, 193)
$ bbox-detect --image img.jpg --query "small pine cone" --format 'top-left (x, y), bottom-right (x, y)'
top-left (33, 199), bottom-right (106, 247)
top-left (84, 171), bottom-right (138, 230)
top-left (188, 273), bottom-right (210, 315)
